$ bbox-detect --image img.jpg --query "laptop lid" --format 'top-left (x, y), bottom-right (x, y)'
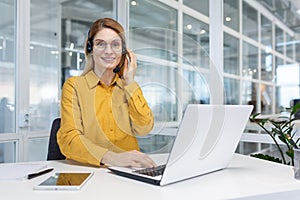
top-left (108, 104), bottom-right (253, 186)
top-left (160, 104), bottom-right (253, 185)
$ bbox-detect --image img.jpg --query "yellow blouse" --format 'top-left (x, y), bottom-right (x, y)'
top-left (57, 70), bottom-right (154, 166)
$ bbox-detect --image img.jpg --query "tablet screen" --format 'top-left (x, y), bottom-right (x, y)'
top-left (34, 172), bottom-right (93, 190)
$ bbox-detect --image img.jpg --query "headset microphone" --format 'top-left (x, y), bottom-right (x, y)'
top-left (113, 66), bottom-right (121, 73)
top-left (113, 44), bottom-right (127, 73)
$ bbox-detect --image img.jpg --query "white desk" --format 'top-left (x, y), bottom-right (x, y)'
top-left (1, 154), bottom-right (300, 200)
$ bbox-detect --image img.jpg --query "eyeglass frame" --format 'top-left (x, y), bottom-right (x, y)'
top-left (93, 39), bottom-right (123, 53)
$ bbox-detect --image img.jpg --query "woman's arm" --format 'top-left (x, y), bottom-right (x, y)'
top-left (124, 82), bottom-right (154, 135)
top-left (121, 50), bottom-right (154, 135)
top-left (57, 77), bottom-right (108, 166)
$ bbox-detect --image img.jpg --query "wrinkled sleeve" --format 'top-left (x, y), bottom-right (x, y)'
top-left (124, 81), bottom-right (154, 135)
top-left (57, 77), bottom-right (108, 166)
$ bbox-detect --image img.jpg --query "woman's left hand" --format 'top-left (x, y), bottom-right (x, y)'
top-left (123, 50), bottom-right (137, 85)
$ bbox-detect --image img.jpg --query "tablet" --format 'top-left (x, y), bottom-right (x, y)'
top-left (33, 172), bottom-right (93, 190)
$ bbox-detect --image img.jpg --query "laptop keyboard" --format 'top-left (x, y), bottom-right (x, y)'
top-left (133, 164), bottom-right (166, 177)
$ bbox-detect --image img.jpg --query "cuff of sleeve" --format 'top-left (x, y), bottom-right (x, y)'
top-left (100, 150), bottom-right (108, 166)
top-left (96, 149), bottom-right (109, 166)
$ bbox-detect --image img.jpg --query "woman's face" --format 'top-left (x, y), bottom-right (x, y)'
top-left (92, 28), bottom-right (123, 72)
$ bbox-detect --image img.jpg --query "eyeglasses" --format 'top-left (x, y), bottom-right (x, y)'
top-left (93, 39), bottom-right (122, 52)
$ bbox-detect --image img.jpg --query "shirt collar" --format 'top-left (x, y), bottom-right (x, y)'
top-left (84, 70), bottom-right (122, 89)
top-left (84, 70), bottom-right (99, 89)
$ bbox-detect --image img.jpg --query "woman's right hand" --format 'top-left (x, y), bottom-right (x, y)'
top-left (123, 50), bottom-right (137, 85)
top-left (101, 150), bottom-right (157, 168)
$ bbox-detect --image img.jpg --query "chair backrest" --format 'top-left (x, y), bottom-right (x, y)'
top-left (47, 118), bottom-right (66, 160)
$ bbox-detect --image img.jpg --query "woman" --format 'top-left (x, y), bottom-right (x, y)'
top-left (57, 18), bottom-right (156, 168)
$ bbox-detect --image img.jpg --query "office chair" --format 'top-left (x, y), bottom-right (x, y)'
top-left (47, 118), bottom-right (66, 160)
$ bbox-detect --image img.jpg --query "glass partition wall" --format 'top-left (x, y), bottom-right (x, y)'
top-left (0, 0), bottom-right (117, 163)
top-left (0, 0), bottom-right (16, 163)
top-left (1, 0), bottom-right (300, 162)
top-left (229, 0), bottom-right (300, 155)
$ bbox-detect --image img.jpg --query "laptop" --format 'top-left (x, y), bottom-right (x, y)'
top-left (108, 104), bottom-right (253, 186)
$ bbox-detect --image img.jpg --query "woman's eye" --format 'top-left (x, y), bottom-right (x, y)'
top-left (112, 42), bottom-right (120, 48)
top-left (98, 42), bottom-right (106, 48)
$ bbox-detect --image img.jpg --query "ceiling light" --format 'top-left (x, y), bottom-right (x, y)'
top-left (187, 24), bottom-right (192, 30)
top-left (50, 50), bottom-right (59, 55)
top-left (131, 1), bottom-right (137, 6)
top-left (200, 29), bottom-right (206, 34)
top-left (225, 17), bottom-right (231, 22)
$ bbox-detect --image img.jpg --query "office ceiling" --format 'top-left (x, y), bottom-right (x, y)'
top-left (2, 0), bottom-right (300, 41)
top-left (259, 0), bottom-right (300, 32)
top-left (29, 0), bottom-right (300, 35)
top-left (290, 0), bottom-right (300, 30)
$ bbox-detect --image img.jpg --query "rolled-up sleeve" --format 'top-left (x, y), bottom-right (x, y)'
top-left (124, 81), bottom-right (154, 135)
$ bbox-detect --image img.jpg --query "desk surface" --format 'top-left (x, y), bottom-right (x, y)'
top-left (1, 154), bottom-right (300, 200)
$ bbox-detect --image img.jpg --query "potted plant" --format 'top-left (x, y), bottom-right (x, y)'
top-left (249, 103), bottom-right (300, 166)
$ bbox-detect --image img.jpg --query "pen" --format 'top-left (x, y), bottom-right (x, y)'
top-left (27, 168), bottom-right (54, 180)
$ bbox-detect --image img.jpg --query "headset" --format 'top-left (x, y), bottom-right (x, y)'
top-left (86, 29), bottom-right (127, 73)
top-left (86, 36), bottom-right (93, 53)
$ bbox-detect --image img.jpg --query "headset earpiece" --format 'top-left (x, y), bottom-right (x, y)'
top-left (122, 47), bottom-right (127, 55)
top-left (87, 39), bottom-right (93, 53)
top-left (86, 28), bottom-right (93, 53)
top-left (122, 41), bottom-right (127, 55)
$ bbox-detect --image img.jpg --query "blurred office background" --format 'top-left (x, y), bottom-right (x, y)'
top-left (1, 0), bottom-right (300, 163)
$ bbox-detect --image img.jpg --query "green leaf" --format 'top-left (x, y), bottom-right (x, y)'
top-left (286, 149), bottom-right (294, 159)
top-left (250, 154), bottom-right (283, 164)
top-left (250, 113), bottom-right (261, 119)
top-left (250, 108), bottom-right (300, 166)
top-left (291, 103), bottom-right (300, 115)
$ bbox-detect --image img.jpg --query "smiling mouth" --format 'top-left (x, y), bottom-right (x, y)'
top-left (102, 57), bottom-right (115, 62)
